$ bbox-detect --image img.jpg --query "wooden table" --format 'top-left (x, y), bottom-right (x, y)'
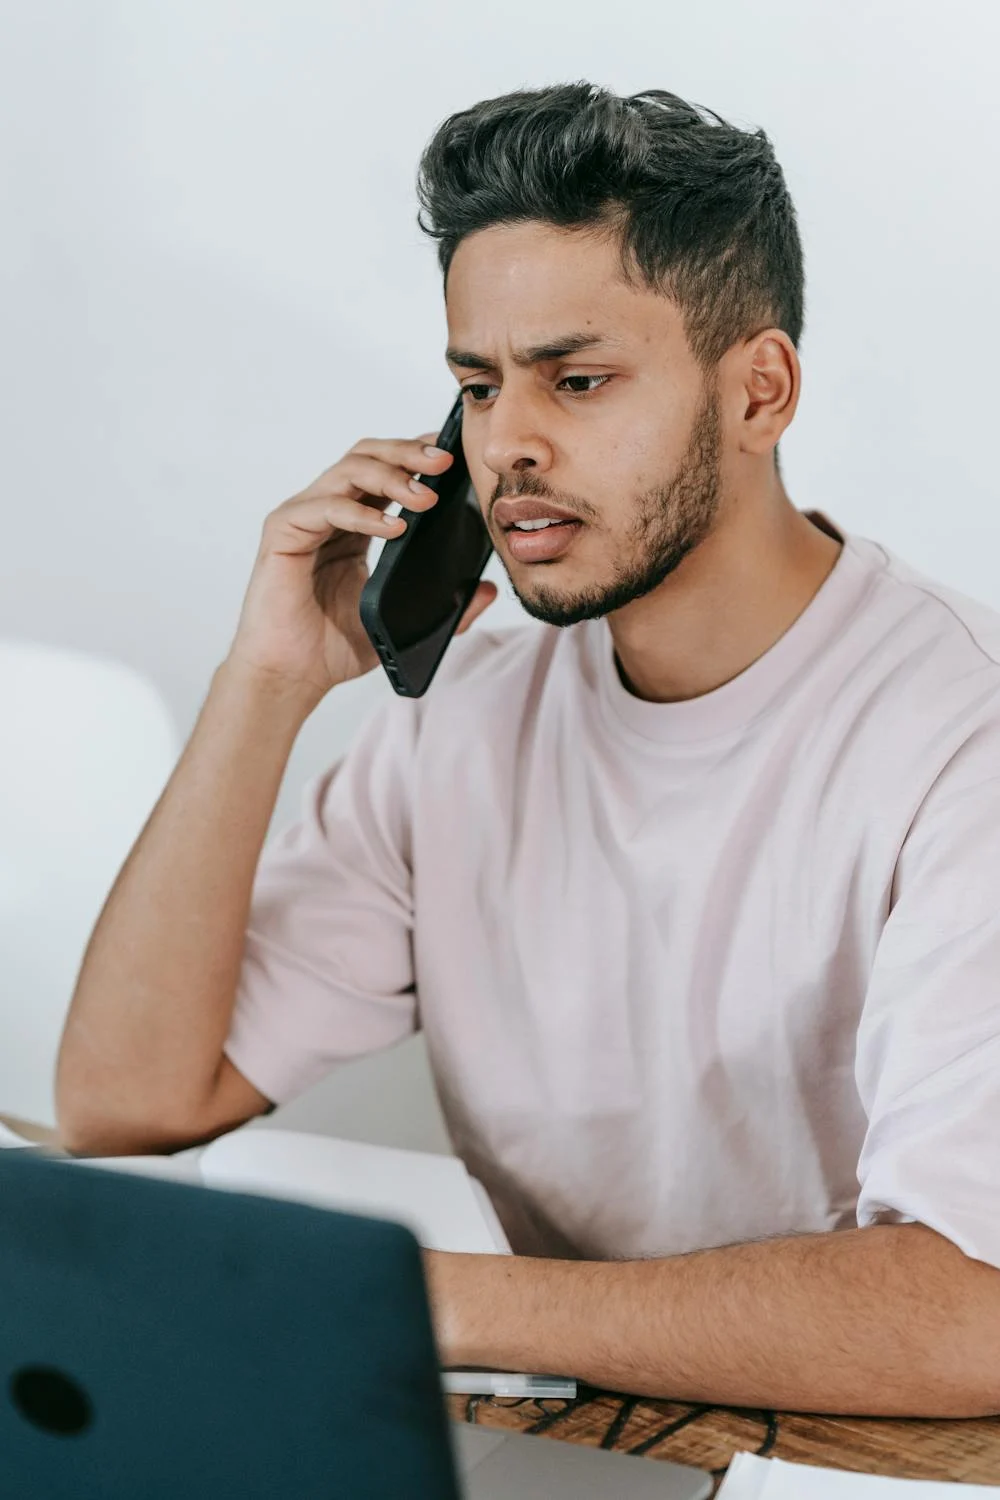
top-left (447, 1388), bottom-right (1000, 1491)
top-left (8, 1118), bottom-right (999, 1490)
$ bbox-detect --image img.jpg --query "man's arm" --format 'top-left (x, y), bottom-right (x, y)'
top-left (423, 1223), bottom-right (1000, 1417)
top-left (56, 435), bottom-right (492, 1157)
top-left (56, 659), bottom-right (317, 1156)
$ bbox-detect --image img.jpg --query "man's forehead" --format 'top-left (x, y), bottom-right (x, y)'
top-left (445, 231), bottom-right (675, 368)
top-left (445, 223), bottom-right (649, 318)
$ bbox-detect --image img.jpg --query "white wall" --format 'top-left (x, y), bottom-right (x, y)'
top-left (2, 0), bottom-right (998, 1148)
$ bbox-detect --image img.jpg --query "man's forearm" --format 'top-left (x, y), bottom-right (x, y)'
top-left (56, 659), bottom-right (318, 1151)
top-left (424, 1223), bottom-right (1000, 1418)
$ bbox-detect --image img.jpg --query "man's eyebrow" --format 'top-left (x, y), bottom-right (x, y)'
top-left (445, 332), bottom-right (624, 371)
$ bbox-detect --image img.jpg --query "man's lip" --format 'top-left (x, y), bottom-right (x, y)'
top-left (493, 498), bottom-right (581, 529)
top-left (504, 518), bottom-right (583, 563)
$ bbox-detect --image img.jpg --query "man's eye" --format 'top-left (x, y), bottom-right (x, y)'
top-left (560, 374), bottom-right (613, 395)
top-left (460, 374), bottom-right (613, 403)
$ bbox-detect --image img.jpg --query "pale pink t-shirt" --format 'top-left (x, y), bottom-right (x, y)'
top-left (225, 511), bottom-right (1000, 1266)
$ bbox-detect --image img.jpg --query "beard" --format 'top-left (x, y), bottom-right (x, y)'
top-left (504, 376), bottom-right (723, 629)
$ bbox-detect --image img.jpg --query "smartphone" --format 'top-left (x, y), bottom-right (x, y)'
top-left (359, 393), bottom-right (494, 697)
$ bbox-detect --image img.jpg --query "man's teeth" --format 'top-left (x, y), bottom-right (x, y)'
top-left (512, 519), bottom-right (568, 531)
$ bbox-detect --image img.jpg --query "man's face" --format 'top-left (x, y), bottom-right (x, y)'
top-left (445, 220), bottom-right (725, 627)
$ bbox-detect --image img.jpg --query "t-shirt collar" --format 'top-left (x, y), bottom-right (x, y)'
top-left (593, 511), bottom-right (882, 746)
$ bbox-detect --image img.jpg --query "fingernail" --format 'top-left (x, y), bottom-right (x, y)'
top-left (423, 445), bottom-right (446, 457)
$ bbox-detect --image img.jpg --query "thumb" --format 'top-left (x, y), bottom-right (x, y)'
top-left (455, 580), bottom-right (498, 635)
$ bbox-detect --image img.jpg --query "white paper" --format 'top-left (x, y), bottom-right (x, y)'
top-left (73, 1149), bottom-right (204, 1184)
top-left (197, 1128), bottom-right (511, 1256)
top-left (716, 1453), bottom-right (772, 1499)
top-left (469, 1178), bottom-right (513, 1254)
top-left (718, 1453), bottom-right (1000, 1499)
top-left (0, 1120), bottom-right (34, 1149)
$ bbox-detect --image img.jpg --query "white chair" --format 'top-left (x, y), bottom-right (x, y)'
top-left (0, 640), bottom-right (179, 1126)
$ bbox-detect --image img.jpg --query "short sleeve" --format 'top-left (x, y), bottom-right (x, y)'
top-left (855, 711), bottom-right (1000, 1268)
top-left (223, 694), bottom-right (420, 1105)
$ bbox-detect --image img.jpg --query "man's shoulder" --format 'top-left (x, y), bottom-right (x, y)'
top-left (864, 535), bottom-right (1000, 673)
top-left (427, 615), bottom-right (567, 698)
top-left (399, 614), bottom-right (588, 753)
top-left (845, 534), bottom-right (1000, 793)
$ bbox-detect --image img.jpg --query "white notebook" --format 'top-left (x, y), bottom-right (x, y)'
top-left (56, 1125), bottom-right (506, 1254)
top-left (719, 1453), bottom-right (1000, 1498)
top-left (44, 1124), bottom-right (574, 1399)
top-left (197, 1128), bottom-right (511, 1256)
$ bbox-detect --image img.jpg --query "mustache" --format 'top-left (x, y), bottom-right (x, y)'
top-left (494, 479), bottom-right (553, 501)
top-left (492, 477), bottom-right (582, 514)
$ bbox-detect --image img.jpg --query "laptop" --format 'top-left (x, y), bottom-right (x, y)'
top-left (0, 1151), bottom-right (711, 1498)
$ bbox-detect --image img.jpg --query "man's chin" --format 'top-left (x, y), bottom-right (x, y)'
top-left (508, 579), bottom-right (622, 629)
top-left (509, 549), bottom-right (697, 628)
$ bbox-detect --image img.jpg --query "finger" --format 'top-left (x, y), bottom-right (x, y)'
top-left (331, 452), bottom-right (449, 513)
top-left (454, 581), bottom-right (498, 635)
top-left (302, 440), bottom-right (454, 506)
top-left (349, 436), bottom-right (454, 477)
top-left (263, 492), bottom-right (406, 557)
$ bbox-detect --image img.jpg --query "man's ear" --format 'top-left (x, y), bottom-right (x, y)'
top-left (732, 330), bottom-right (800, 457)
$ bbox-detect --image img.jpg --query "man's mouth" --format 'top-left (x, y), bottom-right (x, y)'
top-left (493, 497), bottom-right (581, 531)
top-left (503, 518), bottom-right (583, 562)
top-left (508, 519), bottom-right (575, 532)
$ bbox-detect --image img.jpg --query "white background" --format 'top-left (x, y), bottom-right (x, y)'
top-left (3, 0), bottom-right (998, 1149)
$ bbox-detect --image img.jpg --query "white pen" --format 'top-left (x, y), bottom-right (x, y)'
top-left (441, 1372), bottom-right (577, 1399)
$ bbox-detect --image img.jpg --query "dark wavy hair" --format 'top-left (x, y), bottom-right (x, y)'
top-left (416, 81), bottom-right (804, 384)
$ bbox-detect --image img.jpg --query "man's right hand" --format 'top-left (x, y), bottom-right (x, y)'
top-left (226, 431), bottom-right (498, 706)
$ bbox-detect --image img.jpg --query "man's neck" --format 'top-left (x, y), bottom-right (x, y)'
top-left (608, 493), bottom-right (844, 705)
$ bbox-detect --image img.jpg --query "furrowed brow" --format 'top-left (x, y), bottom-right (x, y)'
top-left (445, 332), bottom-right (622, 371)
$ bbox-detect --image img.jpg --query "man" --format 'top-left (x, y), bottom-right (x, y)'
top-left (57, 83), bottom-right (1000, 1417)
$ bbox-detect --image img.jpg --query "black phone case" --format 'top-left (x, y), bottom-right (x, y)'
top-left (359, 395), bottom-right (494, 697)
